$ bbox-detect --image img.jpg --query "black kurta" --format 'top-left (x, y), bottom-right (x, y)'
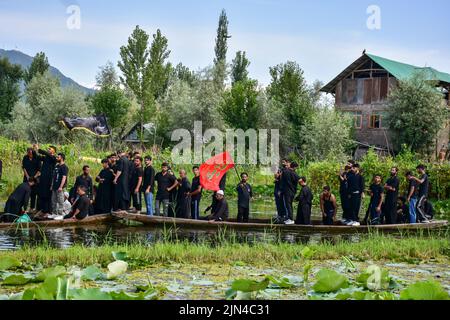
top-left (176, 177), bottom-right (191, 218)
top-left (114, 156), bottom-right (130, 209)
top-left (94, 168), bottom-right (114, 214)
top-left (3, 182), bottom-right (31, 222)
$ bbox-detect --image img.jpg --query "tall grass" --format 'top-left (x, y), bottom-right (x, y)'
top-left (2, 233), bottom-right (448, 268)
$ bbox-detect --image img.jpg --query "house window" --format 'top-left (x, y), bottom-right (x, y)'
top-left (369, 113), bottom-right (381, 129)
top-left (344, 111), bottom-right (362, 129)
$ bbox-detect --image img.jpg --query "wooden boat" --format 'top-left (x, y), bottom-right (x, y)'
top-left (112, 212), bottom-right (448, 234)
top-left (0, 214), bottom-right (115, 230)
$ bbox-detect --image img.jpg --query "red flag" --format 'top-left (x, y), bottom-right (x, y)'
top-left (199, 152), bottom-right (235, 191)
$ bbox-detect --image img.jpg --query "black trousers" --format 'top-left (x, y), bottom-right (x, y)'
top-left (282, 193), bottom-right (295, 220)
top-left (237, 206), bottom-right (250, 223)
top-left (131, 192), bottom-right (142, 211)
top-left (349, 193), bottom-right (362, 222)
top-left (274, 191), bottom-right (284, 217)
top-left (340, 192), bottom-right (351, 220)
top-left (384, 200), bottom-right (397, 225)
top-left (296, 203), bottom-right (312, 225)
top-left (37, 196), bottom-right (51, 214)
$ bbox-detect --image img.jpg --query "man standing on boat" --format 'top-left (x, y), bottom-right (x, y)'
top-left (412, 165), bottom-right (431, 223)
top-left (129, 156), bottom-right (144, 213)
top-left (50, 153), bottom-right (69, 217)
top-left (113, 151), bottom-right (131, 212)
top-left (280, 161), bottom-right (301, 225)
top-left (142, 156), bottom-right (155, 216)
top-left (154, 162), bottom-right (178, 217)
top-left (338, 165), bottom-right (351, 223)
top-left (71, 165), bottom-right (93, 205)
top-left (94, 159), bottom-right (114, 214)
top-left (35, 144), bottom-right (57, 214)
top-left (346, 163), bottom-right (364, 226)
top-left (236, 172), bottom-right (253, 223)
top-left (22, 147), bottom-right (41, 212)
top-left (274, 158), bottom-right (289, 223)
top-left (384, 167), bottom-right (400, 224)
top-left (188, 166), bottom-right (202, 220)
top-left (405, 171), bottom-right (418, 224)
top-left (176, 169), bottom-right (191, 218)
top-left (295, 177), bottom-right (313, 225)
top-left (365, 174), bottom-right (384, 225)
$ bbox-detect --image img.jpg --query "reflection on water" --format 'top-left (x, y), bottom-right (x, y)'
top-left (0, 222), bottom-right (363, 250)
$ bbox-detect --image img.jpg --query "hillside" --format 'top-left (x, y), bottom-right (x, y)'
top-left (0, 49), bottom-right (94, 95)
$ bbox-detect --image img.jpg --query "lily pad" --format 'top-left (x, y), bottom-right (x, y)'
top-left (0, 256), bottom-right (21, 271)
top-left (312, 269), bottom-right (349, 293)
top-left (112, 251), bottom-right (128, 261)
top-left (81, 265), bottom-right (106, 281)
top-left (400, 280), bottom-right (450, 300)
top-left (70, 288), bottom-right (113, 300)
top-left (231, 277), bottom-right (270, 293)
top-left (35, 266), bottom-right (66, 282)
top-left (2, 274), bottom-right (33, 286)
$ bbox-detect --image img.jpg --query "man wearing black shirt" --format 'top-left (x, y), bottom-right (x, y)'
top-left (338, 165), bottom-right (351, 222)
top-left (94, 159), bottom-right (114, 214)
top-left (295, 177), bottom-right (313, 225)
top-left (188, 166), bottom-right (202, 220)
top-left (51, 153), bottom-right (68, 216)
top-left (405, 171), bottom-right (418, 223)
top-left (176, 169), bottom-right (191, 218)
top-left (35, 145), bottom-right (57, 214)
top-left (384, 167), bottom-right (400, 224)
top-left (236, 173), bottom-right (253, 223)
top-left (274, 159), bottom-right (289, 221)
top-left (365, 175), bottom-right (383, 225)
top-left (71, 165), bottom-right (93, 203)
top-left (22, 147), bottom-right (41, 211)
top-left (142, 156), bottom-right (155, 216)
top-left (2, 178), bottom-right (37, 222)
top-left (113, 152), bottom-right (131, 211)
top-left (280, 161), bottom-right (300, 224)
top-left (129, 157), bottom-right (144, 212)
top-left (346, 163), bottom-right (365, 225)
top-left (204, 190), bottom-right (228, 221)
top-left (154, 162), bottom-right (178, 216)
top-left (413, 164), bottom-right (430, 222)
top-left (64, 185), bottom-right (90, 220)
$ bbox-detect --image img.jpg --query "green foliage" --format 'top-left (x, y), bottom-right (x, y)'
top-left (95, 61), bottom-right (120, 89)
top-left (147, 29), bottom-right (172, 101)
top-left (172, 63), bottom-right (197, 86)
top-left (231, 51), bottom-right (250, 85)
top-left (91, 86), bottom-right (131, 130)
top-left (213, 9), bottom-right (229, 89)
top-left (387, 72), bottom-right (447, 154)
top-left (356, 265), bottom-right (394, 291)
top-left (301, 108), bottom-right (354, 161)
top-left (267, 61), bottom-right (313, 150)
top-left (219, 79), bottom-right (262, 130)
top-left (0, 256), bottom-right (22, 271)
top-left (400, 280), bottom-right (449, 300)
top-left (25, 52), bottom-right (50, 84)
top-left (311, 269), bottom-right (349, 293)
top-left (0, 57), bottom-right (23, 121)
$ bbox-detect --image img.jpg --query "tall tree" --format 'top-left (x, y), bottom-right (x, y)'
top-left (173, 63), bottom-right (197, 86)
top-left (118, 25), bottom-right (151, 143)
top-left (25, 71), bottom-right (60, 110)
top-left (0, 57), bottom-right (23, 121)
top-left (25, 52), bottom-right (50, 84)
top-left (213, 9), bottom-right (230, 89)
top-left (231, 51), bottom-right (250, 85)
top-left (387, 72), bottom-right (447, 154)
top-left (219, 79), bottom-right (261, 131)
top-left (147, 29), bottom-right (172, 101)
top-left (96, 61), bottom-right (120, 89)
top-left (91, 87), bottom-right (130, 130)
top-left (267, 61), bottom-right (313, 150)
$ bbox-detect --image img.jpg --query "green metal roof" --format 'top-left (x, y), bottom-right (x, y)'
top-left (321, 52), bottom-right (450, 93)
top-left (366, 53), bottom-right (450, 83)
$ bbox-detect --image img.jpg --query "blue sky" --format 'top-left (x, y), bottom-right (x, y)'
top-left (0, 0), bottom-right (449, 88)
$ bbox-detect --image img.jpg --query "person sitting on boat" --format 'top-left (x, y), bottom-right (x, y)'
top-left (295, 177), bottom-right (313, 225)
top-left (396, 197), bottom-right (409, 224)
top-left (236, 172), bottom-right (253, 223)
top-left (320, 186), bottom-right (337, 225)
top-left (64, 185), bottom-right (90, 221)
top-left (1, 178), bottom-right (37, 223)
top-left (203, 190), bottom-right (228, 222)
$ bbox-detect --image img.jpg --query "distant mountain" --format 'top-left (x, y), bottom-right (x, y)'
top-left (0, 49), bottom-right (94, 95)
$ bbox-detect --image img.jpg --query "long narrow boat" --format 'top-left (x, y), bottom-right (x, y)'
top-left (113, 212), bottom-right (448, 233)
top-left (0, 214), bottom-right (115, 230)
